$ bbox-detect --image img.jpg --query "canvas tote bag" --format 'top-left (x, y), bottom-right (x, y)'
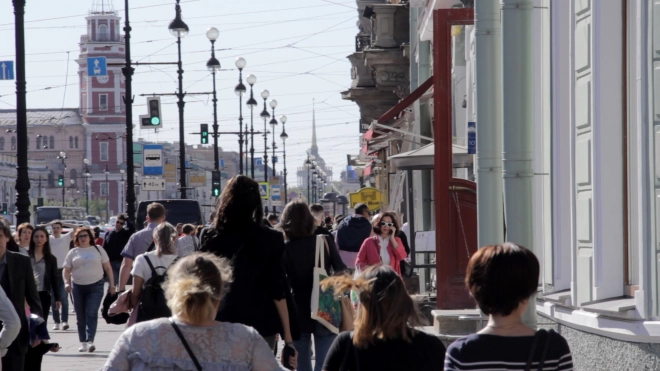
top-left (310, 235), bottom-right (342, 333)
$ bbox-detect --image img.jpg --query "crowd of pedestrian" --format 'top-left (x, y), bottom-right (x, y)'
top-left (0, 174), bottom-right (574, 371)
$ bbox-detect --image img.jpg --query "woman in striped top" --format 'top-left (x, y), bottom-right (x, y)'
top-left (444, 243), bottom-right (573, 371)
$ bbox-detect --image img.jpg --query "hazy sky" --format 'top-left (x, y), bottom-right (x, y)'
top-left (0, 0), bottom-right (362, 186)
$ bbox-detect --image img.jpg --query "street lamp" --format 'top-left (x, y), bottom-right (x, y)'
top-left (83, 159), bottom-right (90, 215)
top-left (260, 90), bottom-right (271, 183)
top-left (57, 151), bottom-right (67, 206)
top-left (120, 169), bottom-right (125, 212)
top-left (169, 0), bottom-right (190, 199)
top-left (246, 74), bottom-right (258, 179)
top-left (104, 165), bottom-right (110, 221)
top-left (280, 115), bottom-right (288, 204)
top-left (355, 167), bottom-right (365, 188)
top-left (304, 156), bottom-right (311, 202)
top-left (235, 57), bottom-right (247, 175)
top-left (269, 100), bottom-right (278, 178)
top-left (206, 27), bottom-right (221, 171)
top-left (69, 179), bottom-right (75, 204)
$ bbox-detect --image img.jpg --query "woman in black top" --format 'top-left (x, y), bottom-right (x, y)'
top-left (444, 243), bottom-right (573, 371)
top-left (279, 201), bottom-right (346, 371)
top-left (200, 175), bottom-right (297, 365)
top-left (322, 265), bottom-right (445, 371)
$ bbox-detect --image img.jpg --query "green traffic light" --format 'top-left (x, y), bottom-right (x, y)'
top-left (213, 189), bottom-right (220, 197)
top-left (151, 117), bottom-right (161, 125)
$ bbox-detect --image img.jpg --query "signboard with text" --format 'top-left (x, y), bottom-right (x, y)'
top-left (188, 171), bottom-right (207, 187)
top-left (143, 144), bottom-right (164, 175)
top-left (164, 163), bottom-right (177, 182)
top-left (348, 187), bottom-right (383, 212)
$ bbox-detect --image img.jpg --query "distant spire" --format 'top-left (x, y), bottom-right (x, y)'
top-left (311, 99), bottom-right (318, 151)
top-left (91, 0), bottom-right (115, 14)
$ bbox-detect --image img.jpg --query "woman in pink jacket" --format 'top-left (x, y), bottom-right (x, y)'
top-left (355, 211), bottom-right (407, 275)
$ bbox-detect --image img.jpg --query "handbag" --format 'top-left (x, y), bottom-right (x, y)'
top-left (524, 329), bottom-right (554, 371)
top-left (399, 259), bottom-right (413, 278)
top-left (340, 295), bottom-right (355, 331)
top-left (310, 235), bottom-right (342, 334)
top-left (169, 318), bottom-right (203, 371)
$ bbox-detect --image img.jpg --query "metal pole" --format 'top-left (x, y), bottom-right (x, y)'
top-left (238, 69), bottom-right (244, 175)
top-left (85, 176), bottom-right (89, 214)
top-left (501, 0), bottom-right (535, 327)
top-left (249, 85), bottom-right (255, 179)
top-left (282, 130), bottom-right (287, 205)
top-left (105, 171), bottom-right (109, 220)
top-left (263, 98), bottom-right (269, 183)
top-left (61, 158), bottom-right (66, 206)
top-left (122, 0), bottom-right (136, 221)
top-left (210, 40), bottom-right (219, 171)
top-left (176, 33), bottom-right (187, 199)
top-left (13, 0), bottom-right (30, 224)
top-left (475, 0), bottom-right (504, 246)
top-left (271, 111), bottom-right (276, 178)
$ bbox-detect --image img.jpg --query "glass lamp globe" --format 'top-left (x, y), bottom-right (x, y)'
top-left (235, 57), bottom-right (246, 69)
top-left (206, 57), bottom-right (221, 73)
top-left (280, 115), bottom-right (287, 124)
top-left (206, 27), bottom-right (219, 41)
top-left (261, 90), bottom-right (270, 99)
top-left (247, 74), bottom-right (257, 85)
top-left (280, 131), bottom-right (288, 140)
top-left (269, 99), bottom-right (278, 109)
top-left (168, 17), bottom-right (189, 38)
top-left (59, 151), bottom-right (66, 158)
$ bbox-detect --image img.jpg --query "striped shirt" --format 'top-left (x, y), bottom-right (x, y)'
top-left (444, 332), bottom-right (573, 371)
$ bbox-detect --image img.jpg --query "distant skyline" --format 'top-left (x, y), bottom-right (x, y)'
top-left (0, 0), bottom-right (362, 186)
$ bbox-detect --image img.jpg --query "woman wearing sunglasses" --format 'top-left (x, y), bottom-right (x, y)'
top-left (355, 211), bottom-right (407, 276)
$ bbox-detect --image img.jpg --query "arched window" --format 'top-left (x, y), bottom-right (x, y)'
top-left (69, 136), bottom-right (73, 149)
top-left (48, 171), bottom-right (54, 187)
top-left (36, 136), bottom-right (41, 150)
top-left (75, 136), bottom-right (79, 149)
top-left (0, 137), bottom-right (4, 151)
top-left (98, 24), bottom-right (109, 41)
top-left (49, 136), bottom-right (54, 149)
top-left (70, 168), bottom-right (77, 187)
top-left (11, 137), bottom-right (16, 150)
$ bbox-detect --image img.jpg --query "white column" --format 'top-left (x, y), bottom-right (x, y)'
top-left (501, 0), bottom-right (535, 326)
top-left (474, 0), bottom-right (504, 247)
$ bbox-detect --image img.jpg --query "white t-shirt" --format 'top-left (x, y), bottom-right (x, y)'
top-left (378, 236), bottom-right (390, 266)
top-left (63, 246), bottom-right (109, 285)
top-left (131, 251), bottom-right (178, 285)
top-left (50, 231), bottom-right (74, 269)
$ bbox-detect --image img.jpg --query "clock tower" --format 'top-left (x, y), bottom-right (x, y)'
top-left (76, 0), bottom-right (125, 217)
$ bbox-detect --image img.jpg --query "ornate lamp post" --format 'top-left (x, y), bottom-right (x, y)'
top-left (246, 74), bottom-right (258, 179)
top-left (168, 0), bottom-right (190, 199)
top-left (13, 0), bottom-right (30, 224)
top-left (120, 169), bottom-right (125, 212)
top-left (269, 100), bottom-right (278, 178)
top-left (234, 57), bottom-right (247, 175)
top-left (57, 151), bottom-right (67, 206)
top-left (260, 90), bottom-right (271, 182)
top-left (280, 115), bottom-right (288, 204)
top-left (206, 27), bottom-right (221, 171)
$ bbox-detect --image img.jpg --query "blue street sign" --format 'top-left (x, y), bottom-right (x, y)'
top-left (273, 156), bottom-right (278, 163)
top-left (467, 121), bottom-right (476, 155)
top-left (258, 182), bottom-right (269, 200)
top-left (220, 159), bottom-right (225, 168)
top-left (87, 57), bottom-right (107, 77)
top-left (271, 185), bottom-right (281, 201)
top-left (185, 161), bottom-right (190, 168)
top-left (143, 144), bottom-right (164, 175)
top-left (0, 61), bottom-right (14, 80)
top-left (255, 158), bottom-right (263, 166)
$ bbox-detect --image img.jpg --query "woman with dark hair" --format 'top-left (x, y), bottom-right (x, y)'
top-left (63, 227), bottom-right (115, 353)
top-left (200, 175), bottom-right (297, 367)
top-left (279, 200), bottom-right (346, 371)
top-left (355, 211), bottom-right (407, 275)
top-left (321, 265), bottom-right (445, 371)
top-left (444, 243), bottom-right (573, 370)
top-left (28, 226), bottom-right (62, 324)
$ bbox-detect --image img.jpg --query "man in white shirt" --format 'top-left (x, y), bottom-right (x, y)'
top-left (42, 220), bottom-right (78, 331)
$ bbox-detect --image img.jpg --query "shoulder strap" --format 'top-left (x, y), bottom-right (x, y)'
top-left (169, 318), bottom-right (203, 371)
top-left (524, 329), bottom-right (544, 371)
top-left (146, 241), bottom-right (156, 252)
top-left (93, 245), bottom-right (101, 255)
top-left (537, 329), bottom-right (553, 371)
top-left (315, 235), bottom-right (325, 269)
top-left (143, 255), bottom-right (159, 277)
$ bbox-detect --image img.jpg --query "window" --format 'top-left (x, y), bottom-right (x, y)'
top-left (11, 137), bottom-right (16, 150)
top-left (48, 171), bottom-right (54, 187)
top-left (75, 136), bottom-right (79, 149)
top-left (49, 136), bottom-right (54, 149)
top-left (100, 182), bottom-right (109, 197)
top-left (36, 136), bottom-right (41, 150)
top-left (0, 137), bottom-right (4, 151)
top-left (69, 136), bottom-right (73, 149)
top-left (98, 24), bottom-right (109, 41)
top-left (99, 94), bottom-right (108, 111)
top-left (100, 142), bottom-right (109, 161)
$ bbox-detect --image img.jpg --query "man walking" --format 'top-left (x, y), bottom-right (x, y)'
top-left (102, 214), bottom-right (135, 284)
top-left (335, 203), bottom-right (372, 269)
top-left (310, 203), bottom-right (330, 235)
top-left (0, 223), bottom-right (43, 370)
top-left (118, 203), bottom-right (166, 292)
top-left (44, 220), bottom-right (78, 331)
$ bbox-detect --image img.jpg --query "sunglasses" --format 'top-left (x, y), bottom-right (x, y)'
top-left (380, 222), bottom-right (394, 227)
top-left (78, 235), bottom-right (90, 239)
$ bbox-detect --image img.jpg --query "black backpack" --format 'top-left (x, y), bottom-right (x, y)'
top-left (137, 255), bottom-right (178, 323)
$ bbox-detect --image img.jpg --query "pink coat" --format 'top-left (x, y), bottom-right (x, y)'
top-left (355, 235), bottom-right (407, 275)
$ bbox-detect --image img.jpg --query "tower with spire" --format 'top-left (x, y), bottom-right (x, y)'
top-left (297, 100), bottom-right (333, 191)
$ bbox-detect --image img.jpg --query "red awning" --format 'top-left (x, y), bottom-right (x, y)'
top-left (377, 75), bottom-right (434, 124)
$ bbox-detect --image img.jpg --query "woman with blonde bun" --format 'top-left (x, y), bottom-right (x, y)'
top-left (103, 253), bottom-right (293, 371)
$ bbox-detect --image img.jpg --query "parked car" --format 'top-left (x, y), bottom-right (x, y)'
top-left (86, 215), bottom-right (101, 226)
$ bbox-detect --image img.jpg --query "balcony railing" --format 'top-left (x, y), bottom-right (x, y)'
top-left (355, 35), bottom-right (371, 52)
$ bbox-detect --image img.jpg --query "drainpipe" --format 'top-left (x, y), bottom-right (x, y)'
top-left (474, 0), bottom-right (504, 247)
top-left (501, 0), bottom-right (535, 327)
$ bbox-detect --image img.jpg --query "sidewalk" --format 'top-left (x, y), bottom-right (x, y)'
top-left (42, 311), bottom-right (124, 371)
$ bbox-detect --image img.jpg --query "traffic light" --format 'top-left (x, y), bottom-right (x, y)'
top-left (58, 175), bottom-right (64, 187)
top-left (200, 124), bottom-right (209, 144)
top-left (211, 170), bottom-right (221, 198)
top-left (1, 203), bottom-right (6, 215)
top-left (146, 97), bottom-right (162, 127)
